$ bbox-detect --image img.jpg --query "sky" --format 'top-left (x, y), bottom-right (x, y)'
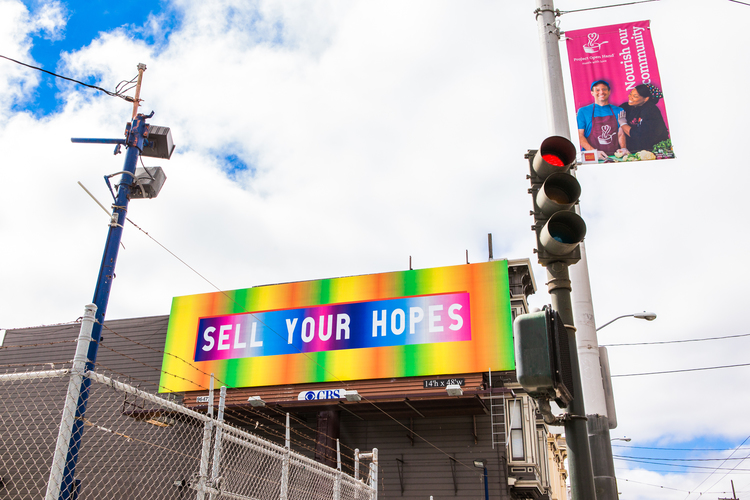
top-left (1, 0), bottom-right (749, 498)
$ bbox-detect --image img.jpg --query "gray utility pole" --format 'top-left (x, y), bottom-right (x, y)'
top-left (534, 1), bottom-right (618, 499)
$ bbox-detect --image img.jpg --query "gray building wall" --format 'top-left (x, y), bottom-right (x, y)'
top-left (339, 414), bottom-right (510, 500)
top-left (0, 315), bottom-right (169, 390)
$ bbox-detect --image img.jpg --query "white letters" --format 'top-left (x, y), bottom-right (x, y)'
top-left (336, 314), bottom-right (350, 340)
top-left (204, 323), bottom-right (263, 351)
top-left (373, 310), bottom-right (387, 337)
top-left (448, 304), bottom-right (463, 331)
top-left (319, 315), bottom-right (333, 341)
top-left (202, 327), bottom-right (216, 351)
top-left (391, 309), bottom-right (405, 335)
top-left (409, 307), bottom-right (424, 334)
top-left (286, 318), bottom-right (298, 344)
top-left (250, 322), bottom-right (262, 348)
top-left (301, 317), bottom-right (315, 343)
top-left (285, 314), bottom-right (351, 343)
top-left (234, 323), bottom-right (246, 349)
top-left (203, 296), bottom-right (467, 353)
top-left (428, 305), bottom-right (444, 333)
top-left (218, 325), bottom-right (231, 350)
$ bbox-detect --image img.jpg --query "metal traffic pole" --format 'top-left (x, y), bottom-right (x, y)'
top-left (533, 1), bottom-right (618, 498)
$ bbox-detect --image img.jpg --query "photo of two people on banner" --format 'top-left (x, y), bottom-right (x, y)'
top-left (577, 79), bottom-right (669, 161)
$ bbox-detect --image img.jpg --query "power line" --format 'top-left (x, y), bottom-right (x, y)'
top-left (612, 362), bottom-right (750, 378)
top-left (613, 444), bottom-right (750, 452)
top-left (618, 477), bottom-right (689, 493)
top-left (614, 454), bottom-right (750, 462)
top-left (558, 0), bottom-right (660, 15)
top-left (618, 477), bottom-right (742, 496)
top-left (0, 54), bottom-right (135, 103)
top-left (615, 456), bottom-right (750, 472)
top-left (689, 436), bottom-right (750, 500)
top-left (603, 332), bottom-right (750, 347)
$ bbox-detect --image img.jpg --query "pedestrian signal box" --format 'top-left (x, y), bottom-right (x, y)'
top-left (513, 306), bottom-right (574, 408)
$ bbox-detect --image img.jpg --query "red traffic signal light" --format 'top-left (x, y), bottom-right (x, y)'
top-left (527, 136), bottom-right (586, 266)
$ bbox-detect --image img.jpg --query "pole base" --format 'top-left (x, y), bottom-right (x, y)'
top-left (587, 413), bottom-right (619, 500)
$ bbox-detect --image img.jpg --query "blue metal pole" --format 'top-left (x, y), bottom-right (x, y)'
top-left (483, 467), bottom-right (489, 500)
top-left (58, 113), bottom-right (150, 500)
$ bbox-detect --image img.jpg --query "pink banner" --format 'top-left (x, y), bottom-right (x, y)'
top-left (566, 21), bottom-right (674, 163)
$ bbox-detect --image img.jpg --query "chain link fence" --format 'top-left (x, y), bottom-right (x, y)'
top-left (0, 365), bottom-right (377, 500)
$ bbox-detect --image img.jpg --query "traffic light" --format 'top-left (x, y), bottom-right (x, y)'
top-left (526, 136), bottom-right (586, 266)
top-left (513, 306), bottom-right (574, 407)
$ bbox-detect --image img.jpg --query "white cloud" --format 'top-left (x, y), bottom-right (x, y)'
top-left (2, 2), bottom-right (750, 496)
top-left (30, 0), bottom-right (67, 41)
top-left (0, 0), bottom-right (39, 112)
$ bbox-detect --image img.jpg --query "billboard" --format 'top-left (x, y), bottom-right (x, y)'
top-left (159, 260), bottom-right (515, 392)
top-left (566, 20), bottom-right (674, 163)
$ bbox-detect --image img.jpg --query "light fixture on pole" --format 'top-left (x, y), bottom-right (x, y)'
top-left (597, 311), bottom-right (658, 428)
top-left (597, 312), bottom-right (657, 331)
top-left (611, 437), bottom-right (631, 442)
top-left (473, 460), bottom-right (489, 500)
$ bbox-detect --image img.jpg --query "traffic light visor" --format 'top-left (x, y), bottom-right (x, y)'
top-left (540, 211), bottom-right (586, 255)
top-left (532, 136), bottom-right (577, 178)
top-left (536, 172), bottom-right (581, 216)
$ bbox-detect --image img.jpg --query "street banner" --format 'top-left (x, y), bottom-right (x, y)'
top-left (566, 20), bottom-right (674, 163)
top-left (159, 260), bottom-right (515, 392)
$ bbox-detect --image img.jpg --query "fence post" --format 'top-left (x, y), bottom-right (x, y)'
top-left (370, 448), bottom-right (378, 500)
top-left (354, 448), bottom-right (360, 481)
top-left (45, 304), bottom-right (97, 500)
top-left (209, 386), bottom-right (227, 500)
top-left (196, 375), bottom-right (215, 500)
top-left (280, 413), bottom-right (290, 500)
top-left (334, 439), bottom-right (342, 500)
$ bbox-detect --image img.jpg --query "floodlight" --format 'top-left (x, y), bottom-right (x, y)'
top-left (141, 125), bottom-right (175, 159)
top-left (344, 390), bottom-right (361, 402)
top-left (248, 396), bottom-right (266, 407)
top-left (446, 384), bottom-right (463, 397)
top-left (129, 166), bottom-right (166, 199)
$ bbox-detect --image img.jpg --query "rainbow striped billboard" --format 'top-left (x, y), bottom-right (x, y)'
top-left (158, 260), bottom-right (515, 392)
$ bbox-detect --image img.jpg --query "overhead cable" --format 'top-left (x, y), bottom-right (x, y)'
top-left (0, 54), bottom-right (135, 102)
top-left (612, 362), bottom-right (750, 378)
top-left (558, 0), bottom-right (660, 15)
top-left (603, 332), bottom-right (750, 347)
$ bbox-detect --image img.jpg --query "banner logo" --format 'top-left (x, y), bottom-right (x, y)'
top-left (583, 33), bottom-right (607, 54)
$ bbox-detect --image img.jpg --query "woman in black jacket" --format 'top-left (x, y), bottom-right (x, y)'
top-left (617, 84), bottom-right (669, 153)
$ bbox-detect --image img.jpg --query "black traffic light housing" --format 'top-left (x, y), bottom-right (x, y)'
top-left (513, 306), bottom-right (574, 408)
top-left (527, 136), bottom-right (586, 266)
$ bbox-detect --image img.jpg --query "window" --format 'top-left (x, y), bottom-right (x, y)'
top-left (508, 399), bottom-right (525, 461)
top-left (537, 427), bottom-right (550, 489)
